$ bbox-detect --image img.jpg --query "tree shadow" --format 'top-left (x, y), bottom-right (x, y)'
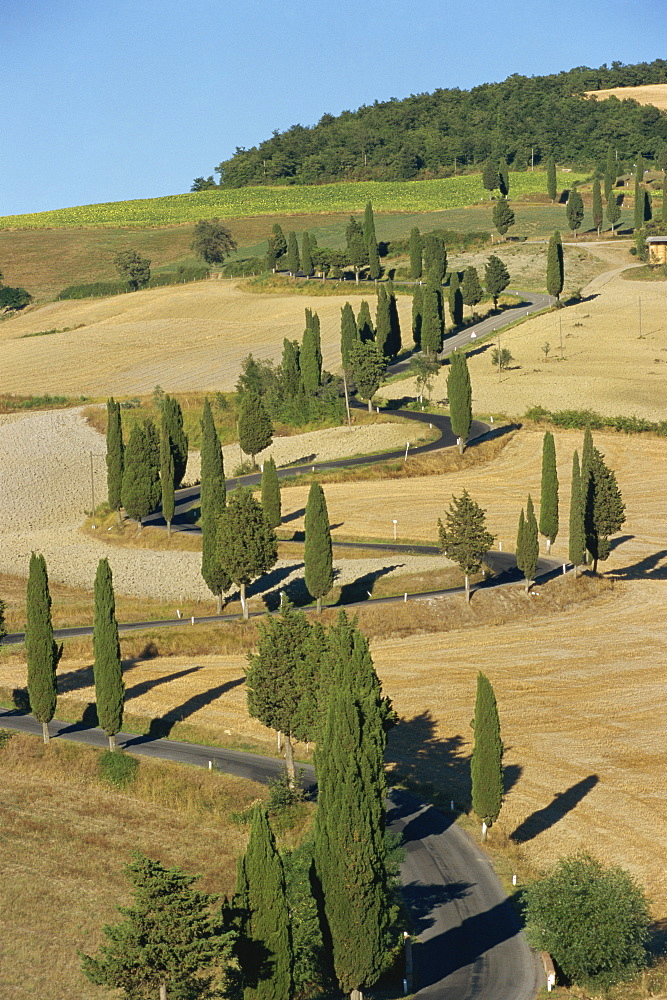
top-left (280, 507), bottom-right (306, 524)
top-left (337, 565), bottom-right (402, 604)
top-left (470, 422), bottom-right (521, 446)
top-left (125, 666), bottom-right (203, 703)
top-left (124, 676), bottom-right (246, 743)
top-left (263, 575), bottom-right (311, 610)
top-left (246, 563), bottom-right (304, 600)
top-left (609, 549), bottom-right (667, 580)
top-left (387, 710), bottom-right (522, 809)
top-left (283, 453), bottom-right (316, 467)
top-left (56, 642), bottom-right (160, 695)
top-left (401, 881), bottom-right (473, 936)
top-left (510, 774), bottom-right (599, 844)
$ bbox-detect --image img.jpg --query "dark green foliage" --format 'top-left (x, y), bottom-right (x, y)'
top-left (214, 59), bottom-right (667, 186)
top-left (539, 431), bottom-right (559, 550)
top-left (447, 351), bottom-right (472, 452)
top-left (304, 482), bottom-right (333, 611)
top-left (238, 392), bottom-right (273, 464)
top-left (482, 159), bottom-right (500, 195)
top-left (191, 218), bottom-right (237, 264)
top-left (58, 268), bottom-right (209, 300)
top-left (200, 398), bottom-right (230, 607)
top-left (356, 300), bottom-right (374, 343)
top-left (121, 420), bottom-right (161, 523)
top-left (160, 435), bottom-right (175, 532)
top-left (606, 144), bottom-right (618, 181)
top-left (585, 447), bottom-right (626, 571)
top-left (300, 309), bottom-right (322, 391)
top-left (408, 226), bottom-right (422, 279)
top-left (286, 231), bottom-right (300, 275)
top-left (313, 614), bottom-right (392, 995)
top-left (663, 175), bottom-right (667, 225)
top-left (604, 170), bottom-right (614, 204)
top-left (492, 196), bottom-right (515, 237)
top-left (340, 302), bottom-right (357, 369)
top-left (191, 176), bottom-right (217, 191)
top-left (98, 750), bottom-right (139, 789)
top-left (81, 852), bottom-right (232, 1000)
top-left (345, 217), bottom-right (368, 279)
top-left (484, 255), bottom-right (510, 309)
top-left (282, 841), bottom-right (333, 999)
top-left (386, 282), bottom-right (402, 357)
top-left (470, 672), bottom-right (503, 835)
top-left (348, 340), bottom-right (386, 410)
top-left (420, 282), bottom-right (443, 356)
top-left (607, 189), bottom-right (622, 232)
top-left (437, 490), bottom-right (495, 600)
top-left (409, 354), bottom-right (440, 402)
top-left (634, 156), bottom-right (644, 232)
top-left (448, 271), bottom-right (463, 327)
top-left (161, 395), bottom-right (188, 488)
top-left (461, 266), bottom-right (483, 313)
top-left (526, 404), bottom-right (667, 436)
top-left (592, 177), bottom-right (603, 234)
top-left (569, 450), bottom-right (586, 571)
top-left (218, 488), bottom-right (277, 617)
top-left (423, 233), bottom-right (447, 284)
top-left (566, 186), bottom-right (585, 236)
top-left (25, 553), bottom-right (61, 737)
top-left (0, 285), bottom-right (32, 310)
top-left (93, 558), bottom-right (124, 749)
top-left (280, 338), bottom-right (303, 398)
top-left (261, 457), bottom-right (281, 529)
top-left (364, 202), bottom-right (381, 280)
top-left (517, 495), bottom-right (539, 589)
top-left (524, 854), bottom-right (650, 989)
top-left (546, 230), bottom-right (564, 300)
top-left (106, 398), bottom-right (124, 513)
top-left (411, 284), bottom-right (423, 347)
top-left (301, 231), bottom-right (313, 277)
top-left (241, 808), bottom-right (293, 1000)
top-left (498, 156), bottom-right (510, 196)
top-left (546, 156), bottom-right (557, 201)
top-left (375, 285), bottom-right (391, 357)
top-left (268, 224), bottom-right (287, 271)
top-left (113, 249), bottom-right (151, 290)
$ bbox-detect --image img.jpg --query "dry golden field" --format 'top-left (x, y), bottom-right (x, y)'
top-left (585, 83), bottom-right (667, 109)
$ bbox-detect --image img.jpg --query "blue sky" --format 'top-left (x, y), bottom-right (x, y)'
top-left (3, 0), bottom-right (666, 216)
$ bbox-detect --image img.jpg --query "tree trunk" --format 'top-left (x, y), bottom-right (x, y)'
top-left (367, 398), bottom-right (372, 413)
top-left (317, 595), bottom-right (322, 613)
top-left (573, 563), bottom-right (578, 579)
top-left (42, 721), bottom-right (50, 744)
top-left (240, 582), bottom-right (248, 620)
top-left (351, 990), bottom-right (363, 1000)
top-left (457, 436), bottom-right (464, 455)
top-left (108, 733), bottom-right (117, 752)
top-left (546, 538), bottom-right (552, 554)
top-left (593, 556), bottom-right (599, 575)
top-left (284, 734), bottom-right (296, 787)
top-left (116, 508), bottom-right (123, 527)
top-left (481, 821), bottom-right (488, 842)
top-left (465, 574), bottom-right (470, 602)
top-left (160, 984), bottom-right (167, 1000)
top-left (216, 592), bottom-right (222, 614)
top-left (524, 578), bottom-right (532, 593)
top-left (166, 519), bottom-right (171, 538)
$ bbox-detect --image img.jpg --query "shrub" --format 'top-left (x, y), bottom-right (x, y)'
top-left (58, 266), bottom-right (210, 300)
top-left (0, 286), bottom-right (33, 310)
top-left (524, 853), bottom-right (650, 989)
top-left (267, 769), bottom-right (305, 814)
top-left (525, 405), bottom-right (667, 436)
top-left (0, 729), bottom-right (14, 750)
top-left (222, 257), bottom-right (268, 277)
top-left (98, 749), bottom-right (139, 788)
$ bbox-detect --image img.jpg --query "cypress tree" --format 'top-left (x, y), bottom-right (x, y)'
top-left (448, 271), bottom-right (463, 328)
top-left (447, 350), bottom-right (472, 454)
top-left (356, 300), bottom-right (374, 343)
top-left (493, 196), bottom-right (515, 238)
top-left (546, 157), bottom-right (557, 202)
top-left (408, 226), bottom-right (422, 279)
top-left (437, 490), bottom-right (495, 602)
top-left (301, 231), bottom-right (313, 278)
top-left (301, 308), bottom-right (322, 392)
top-left (160, 434), bottom-right (175, 537)
top-left (634, 166), bottom-right (643, 232)
top-left (462, 266), bottom-right (483, 316)
top-left (420, 282), bottom-right (442, 357)
top-left (286, 231), bottom-right (300, 276)
top-left (484, 255), bottom-right (510, 310)
top-left (586, 448), bottom-right (626, 574)
top-left (217, 487), bottom-right (277, 619)
top-left (499, 156), bottom-right (510, 196)
top-left (411, 284), bottom-right (423, 347)
top-left (517, 495), bottom-right (539, 591)
top-left (386, 281), bottom-right (401, 357)
top-left (423, 233), bottom-right (447, 285)
top-left (364, 202), bottom-right (380, 281)
top-left (345, 217), bottom-right (368, 283)
top-left (200, 398), bottom-right (230, 612)
top-left (162, 395), bottom-right (188, 488)
top-left (607, 190), bottom-right (621, 234)
top-left (482, 159), bottom-right (500, 198)
top-left (569, 450), bottom-right (586, 576)
top-left (93, 558), bottom-right (124, 751)
top-left (592, 177), bottom-right (603, 235)
top-left (241, 808), bottom-right (293, 1000)
top-left (121, 421), bottom-right (161, 526)
top-left (246, 601), bottom-right (312, 783)
top-left (106, 398), bottom-right (124, 521)
top-left (25, 552), bottom-right (61, 743)
top-left (470, 672), bottom-right (503, 841)
top-left (238, 392), bottom-right (273, 466)
top-left (304, 482), bottom-right (333, 612)
top-left (566, 186), bottom-right (585, 238)
top-left (539, 431), bottom-right (559, 553)
top-left (280, 338), bottom-right (303, 398)
top-left (261, 457), bottom-right (281, 529)
top-left (268, 224), bottom-right (287, 271)
top-left (546, 231), bottom-right (564, 301)
top-left (340, 302), bottom-right (357, 370)
top-left (313, 616), bottom-right (391, 998)
top-left (347, 340), bottom-right (386, 412)
top-left (604, 169), bottom-right (614, 205)
top-left (375, 285), bottom-right (391, 358)
top-left (606, 145), bottom-right (617, 181)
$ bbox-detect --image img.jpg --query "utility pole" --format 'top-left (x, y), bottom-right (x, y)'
top-left (559, 310), bottom-right (563, 359)
top-left (639, 296), bottom-right (642, 338)
top-left (342, 370), bottom-right (352, 427)
top-left (497, 329), bottom-right (501, 382)
top-left (90, 452), bottom-right (96, 525)
top-left (531, 147), bottom-right (534, 171)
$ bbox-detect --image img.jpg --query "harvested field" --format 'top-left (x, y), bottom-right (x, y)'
top-left (0, 280), bottom-right (412, 397)
top-left (585, 83), bottom-right (667, 109)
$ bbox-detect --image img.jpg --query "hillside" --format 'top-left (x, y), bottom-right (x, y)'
top-left (211, 59), bottom-right (667, 187)
top-left (586, 82), bottom-right (667, 110)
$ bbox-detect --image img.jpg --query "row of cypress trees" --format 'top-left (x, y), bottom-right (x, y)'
top-left (339, 287), bottom-right (402, 367)
top-left (25, 554), bottom-right (123, 749)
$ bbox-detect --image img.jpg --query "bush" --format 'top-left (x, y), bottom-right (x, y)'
top-left (98, 750), bottom-right (139, 789)
top-left (222, 257), bottom-right (268, 277)
top-left (58, 265), bottom-right (210, 300)
top-left (0, 286), bottom-right (33, 311)
top-left (524, 853), bottom-right (650, 989)
top-left (525, 405), bottom-right (667, 436)
top-left (267, 769), bottom-right (305, 814)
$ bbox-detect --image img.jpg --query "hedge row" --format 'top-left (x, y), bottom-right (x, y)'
top-left (58, 264), bottom-right (210, 300)
top-left (526, 405), bottom-right (667, 436)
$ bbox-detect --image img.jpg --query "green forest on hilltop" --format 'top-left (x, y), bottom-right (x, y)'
top-left (209, 59), bottom-right (667, 187)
